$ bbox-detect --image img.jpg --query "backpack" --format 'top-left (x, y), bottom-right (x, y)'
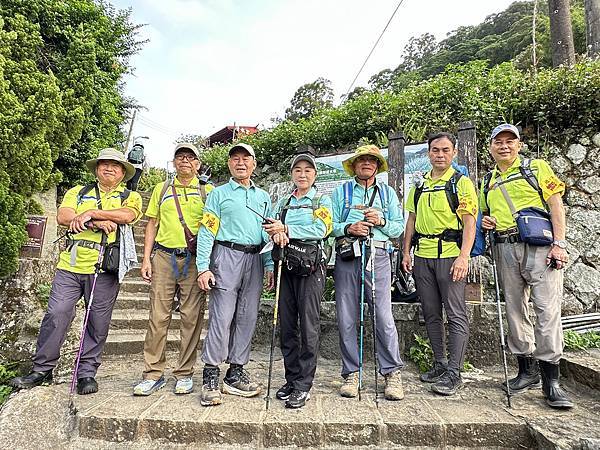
top-left (482, 158), bottom-right (547, 211)
top-left (341, 180), bottom-right (391, 222)
top-left (77, 182), bottom-right (131, 206)
top-left (127, 144), bottom-right (145, 165)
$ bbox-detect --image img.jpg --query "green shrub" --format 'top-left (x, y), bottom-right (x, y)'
top-left (409, 333), bottom-right (474, 373)
top-left (137, 167), bottom-right (167, 192)
top-left (564, 330), bottom-right (600, 351)
top-left (0, 362), bottom-right (18, 405)
top-left (36, 283), bottom-right (52, 308)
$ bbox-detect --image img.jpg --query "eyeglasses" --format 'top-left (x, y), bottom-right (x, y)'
top-left (175, 154), bottom-right (198, 162)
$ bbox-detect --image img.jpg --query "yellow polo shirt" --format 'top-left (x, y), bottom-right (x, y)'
top-left (57, 184), bottom-right (143, 274)
top-left (479, 157), bottom-right (564, 232)
top-left (406, 167), bottom-right (478, 258)
top-left (146, 177), bottom-right (213, 249)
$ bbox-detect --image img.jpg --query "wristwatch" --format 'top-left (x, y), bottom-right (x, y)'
top-left (552, 240), bottom-right (567, 249)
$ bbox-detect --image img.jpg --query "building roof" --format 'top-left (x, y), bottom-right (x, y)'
top-left (207, 125), bottom-right (259, 146)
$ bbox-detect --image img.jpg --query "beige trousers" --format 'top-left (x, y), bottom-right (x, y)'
top-left (496, 242), bottom-right (563, 363)
top-left (143, 250), bottom-right (206, 379)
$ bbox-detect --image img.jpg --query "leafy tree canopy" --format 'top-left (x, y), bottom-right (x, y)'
top-left (284, 77), bottom-right (334, 122)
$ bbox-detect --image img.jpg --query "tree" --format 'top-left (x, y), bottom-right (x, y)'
top-left (175, 133), bottom-right (207, 149)
top-left (585, 0), bottom-right (600, 57)
top-left (398, 33), bottom-right (439, 72)
top-left (548, 0), bottom-right (576, 66)
top-left (284, 77), bottom-right (334, 121)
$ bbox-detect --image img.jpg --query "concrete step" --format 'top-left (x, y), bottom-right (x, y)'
top-left (110, 310), bottom-right (181, 330)
top-left (71, 358), bottom-right (600, 448)
top-left (103, 330), bottom-right (206, 356)
top-left (119, 279), bottom-right (150, 294)
top-left (114, 293), bottom-right (149, 309)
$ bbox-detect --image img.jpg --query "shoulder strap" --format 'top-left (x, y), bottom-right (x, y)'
top-left (170, 184), bottom-right (187, 228)
top-left (413, 183), bottom-right (424, 220)
top-left (199, 184), bottom-right (207, 203)
top-left (445, 172), bottom-right (462, 215)
top-left (77, 182), bottom-right (97, 206)
top-left (482, 171), bottom-right (493, 210)
top-left (279, 194), bottom-right (294, 225)
top-left (120, 188), bottom-right (131, 203)
top-left (377, 182), bottom-right (389, 219)
top-left (158, 179), bottom-right (172, 206)
top-left (341, 181), bottom-right (353, 222)
top-left (520, 158), bottom-right (547, 207)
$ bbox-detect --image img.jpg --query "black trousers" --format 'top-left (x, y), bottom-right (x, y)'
top-left (127, 168), bottom-right (143, 191)
top-left (278, 264), bottom-right (325, 392)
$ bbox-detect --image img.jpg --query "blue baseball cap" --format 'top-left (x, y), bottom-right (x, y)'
top-left (490, 123), bottom-right (520, 141)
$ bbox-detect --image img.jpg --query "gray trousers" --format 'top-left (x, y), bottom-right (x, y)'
top-left (334, 248), bottom-right (404, 376)
top-left (201, 245), bottom-right (264, 366)
top-left (496, 242), bottom-right (564, 363)
top-left (33, 269), bottom-right (119, 378)
top-left (413, 256), bottom-right (469, 371)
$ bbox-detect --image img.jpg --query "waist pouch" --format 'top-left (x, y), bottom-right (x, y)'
top-left (515, 207), bottom-right (554, 246)
top-left (273, 240), bottom-right (321, 277)
top-left (101, 242), bottom-right (120, 273)
top-left (335, 236), bottom-right (359, 261)
top-left (183, 225), bottom-right (197, 255)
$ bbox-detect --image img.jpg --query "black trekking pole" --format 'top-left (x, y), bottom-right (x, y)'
top-left (369, 235), bottom-right (379, 408)
top-left (69, 232), bottom-right (107, 405)
top-left (265, 258), bottom-right (283, 410)
top-left (488, 231), bottom-right (512, 408)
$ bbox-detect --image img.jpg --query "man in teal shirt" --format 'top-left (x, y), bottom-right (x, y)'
top-left (332, 145), bottom-right (405, 401)
top-left (197, 143), bottom-right (274, 407)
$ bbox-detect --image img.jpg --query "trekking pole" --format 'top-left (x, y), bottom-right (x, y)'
top-left (265, 258), bottom-right (283, 410)
top-left (358, 239), bottom-right (367, 401)
top-left (69, 232), bottom-right (107, 398)
top-left (369, 235), bottom-right (379, 408)
top-left (488, 231), bottom-right (512, 408)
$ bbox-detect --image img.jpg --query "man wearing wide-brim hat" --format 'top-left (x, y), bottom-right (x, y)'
top-left (10, 148), bottom-right (142, 395)
top-left (331, 144), bottom-right (406, 401)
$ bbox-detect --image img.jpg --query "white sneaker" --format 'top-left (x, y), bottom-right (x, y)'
top-left (133, 377), bottom-right (166, 396)
top-left (174, 377), bottom-right (194, 394)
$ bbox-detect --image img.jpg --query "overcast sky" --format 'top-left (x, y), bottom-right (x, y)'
top-left (111, 0), bottom-right (517, 168)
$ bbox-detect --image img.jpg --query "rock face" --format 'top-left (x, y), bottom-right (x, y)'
top-left (0, 387), bottom-right (74, 449)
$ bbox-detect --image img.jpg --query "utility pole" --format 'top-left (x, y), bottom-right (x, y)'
top-left (548, 0), bottom-right (576, 67)
top-left (585, 0), bottom-right (600, 58)
top-left (124, 108), bottom-right (138, 153)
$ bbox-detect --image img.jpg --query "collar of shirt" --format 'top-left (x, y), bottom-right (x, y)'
top-left (172, 176), bottom-right (200, 188)
top-left (228, 177), bottom-right (255, 190)
top-left (97, 182), bottom-right (126, 195)
top-left (292, 186), bottom-right (317, 201)
top-left (424, 166), bottom-right (455, 184)
top-left (492, 156), bottom-right (521, 178)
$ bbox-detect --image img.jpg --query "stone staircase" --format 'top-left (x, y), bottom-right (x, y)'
top-left (103, 191), bottom-right (206, 358)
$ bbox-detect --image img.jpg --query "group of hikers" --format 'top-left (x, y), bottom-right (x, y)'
top-left (10, 123), bottom-right (573, 411)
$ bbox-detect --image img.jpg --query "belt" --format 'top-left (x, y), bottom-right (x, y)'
top-left (216, 240), bottom-right (261, 254)
top-left (373, 240), bottom-right (390, 250)
top-left (494, 228), bottom-right (521, 244)
top-left (155, 243), bottom-right (190, 257)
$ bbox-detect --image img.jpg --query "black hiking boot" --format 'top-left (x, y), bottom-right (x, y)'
top-left (9, 370), bottom-right (53, 389)
top-left (276, 382), bottom-right (294, 400)
top-left (503, 355), bottom-right (541, 393)
top-left (285, 389), bottom-right (310, 409)
top-left (200, 366), bottom-right (222, 406)
top-left (77, 377), bottom-right (98, 395)
top-left (431, 369), bottom-right (463, 396)
top-left (539, 360), bottom-right (573, 409)
top-left (420, 361), bottom-right (447, 383)
top-left (223, 365), bottom-right (261, 398)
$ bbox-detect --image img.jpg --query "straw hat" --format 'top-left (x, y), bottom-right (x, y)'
top-left (86, 148), bottom-right (136, 181)
top-left (342, 144), bottom-right (388, 176)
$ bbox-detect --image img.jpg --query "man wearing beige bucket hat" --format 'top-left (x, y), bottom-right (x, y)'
top-left (10, 148), bottom-right (142, 395)
top-left (332, 144), bottom-right (406, 401)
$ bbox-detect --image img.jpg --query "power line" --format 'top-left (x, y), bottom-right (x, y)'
top-left (344, 0), bottom-right (407, 98)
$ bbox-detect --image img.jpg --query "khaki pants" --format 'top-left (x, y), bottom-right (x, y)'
top-left (496, 242), bottom-right (563, 363)
top-left (143, 250), bottom-right (206, 379)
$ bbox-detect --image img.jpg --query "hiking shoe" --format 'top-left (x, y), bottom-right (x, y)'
top-left (285, 389), bottom-right (310, 409)
top-left (503, 355), bottom-right (541, 394)
top-left (9, 370), bottom-right (53, 389)
top-left (77, 377), bottom-right (99, 395)
top-left (384, 370), bottom-right (404, 401)
top-left (174, 377), bottom-right (194, 395)
top-left (133, 377), bottom-right (166, 396)
top-left (540, 361), bottom-right (574, 409)
top-left (276, 382), bottom-right (294, 400)
top-left (222, 365), bottom-right (261, 397)
top-left (420, 361), bottom-right (447, 383)
top-left (339, 372), bottom-right (359, 398)
top-left (431, 370), bottom-right (463, 396)
top-left (200, 366), bottom-right (222, 406)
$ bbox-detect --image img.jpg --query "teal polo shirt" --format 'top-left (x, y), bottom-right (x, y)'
top-left (332, 179), bottom-right (404, 241)
top-left (197, 178), bottom-right (273, 271)
top-left (273, 187), bottom-right (333, 240)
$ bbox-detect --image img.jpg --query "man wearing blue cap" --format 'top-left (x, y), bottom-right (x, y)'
top-left (481, 124), bottom-right (573, 410)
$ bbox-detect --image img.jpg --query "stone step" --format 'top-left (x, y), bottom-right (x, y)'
top-left (119, 279), bottom-right (150, 294)
top-left (103, 330), bottom-right (206, 356)
top-left (110, 310), bottom-right (181, 330)
top-left (114, 293), bottom-right (149, 309)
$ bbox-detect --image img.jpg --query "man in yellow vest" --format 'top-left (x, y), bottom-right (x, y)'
top-left (481, 123), bottom-right (572, 409)
top-left (10, 148), bottom-right (142, 394)
top-left (133, 143), bottom-right (212, 396)
top-left (402, 132), bottom-right (477, 396)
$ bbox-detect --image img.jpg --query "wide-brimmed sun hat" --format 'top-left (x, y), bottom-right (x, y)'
top-left (342, 144), bottom-right (388, 176)
top-left (86, 148), bottom-right (136, 181)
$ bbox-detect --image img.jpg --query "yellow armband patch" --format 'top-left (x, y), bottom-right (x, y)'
top-left (200, 211), bottom-right (220, 236)
top-left (314, 206), bottom-right (333, 236)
